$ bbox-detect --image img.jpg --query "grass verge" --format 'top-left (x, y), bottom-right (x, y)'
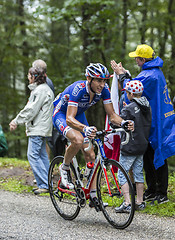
top-left (0, 157), bottom-right (174, 217)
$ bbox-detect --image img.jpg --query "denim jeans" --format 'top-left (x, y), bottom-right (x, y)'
top-left (27, 136), bottom-right (50, 189)
top-left (118, 153), bottom-right (144, 186)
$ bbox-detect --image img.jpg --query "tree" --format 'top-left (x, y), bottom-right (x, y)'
top-left (0, 0), bottom-right (175, 158)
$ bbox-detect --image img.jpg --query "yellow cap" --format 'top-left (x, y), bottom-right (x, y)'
top-left (129, 44), bottom-right (154, 58)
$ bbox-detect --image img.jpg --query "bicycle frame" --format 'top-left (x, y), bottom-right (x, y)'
top-left (56, 128), bottom-right (129, 204)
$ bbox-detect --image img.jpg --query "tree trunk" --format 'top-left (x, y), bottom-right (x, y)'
top-left (81, 4), bottom-right (106, 130)
top-left (140, 0), bottom-right (147, 43)
top-left (121, 0), bottom-right (128, 61)
top-left (168, 0), bottom-right (175, 98)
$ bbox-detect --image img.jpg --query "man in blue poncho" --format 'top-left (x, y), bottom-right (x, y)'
top-left (111, 44), bottom-right (175, 204)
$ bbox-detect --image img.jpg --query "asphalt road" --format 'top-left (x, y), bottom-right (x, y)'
top-left (0, 190), bottom-right (174, 240)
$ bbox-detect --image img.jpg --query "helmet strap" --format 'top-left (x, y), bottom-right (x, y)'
top-left (89, 78), bottom-right (96, 93)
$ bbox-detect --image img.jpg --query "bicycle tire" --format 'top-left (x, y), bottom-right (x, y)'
top-left (48, 156), bottom-right (80, 220)
top-left (97, 159), bottom-right (135, 229)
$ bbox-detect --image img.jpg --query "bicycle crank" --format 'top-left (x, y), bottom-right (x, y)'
top-left (75, 187), bottom-right (86, 208)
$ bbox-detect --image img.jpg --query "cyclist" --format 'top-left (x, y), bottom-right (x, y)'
top-left (52, 63), bottom-right (134, 207)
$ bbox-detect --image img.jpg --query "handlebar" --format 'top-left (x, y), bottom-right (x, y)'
top-left (84, 128), bottom-right (130, 152)
top-left (96, 128), bottom-right (129, 145)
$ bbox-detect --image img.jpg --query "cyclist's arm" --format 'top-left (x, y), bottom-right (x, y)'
top-left (104, 103), bottom-right (123, 126)
top-left (66, 106), bottom-right (97, 138)
top-left (104, 103), bottom-right (134, 131)
top-left (66, 105), bottom-right (85, 132)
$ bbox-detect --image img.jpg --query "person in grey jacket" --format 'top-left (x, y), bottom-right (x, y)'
top-left (32, 59), bottom-right (55, 159)
top-left (9, 67), bottom-right (54, 194)
top-left (115, 80), bottom-right (152, 213)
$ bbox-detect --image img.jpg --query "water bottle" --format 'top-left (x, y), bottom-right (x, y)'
top-left (84, 161), bottom-right (94, 178)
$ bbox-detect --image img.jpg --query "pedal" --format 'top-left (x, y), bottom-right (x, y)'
top-left (89, 196), bottom-right (101, 212)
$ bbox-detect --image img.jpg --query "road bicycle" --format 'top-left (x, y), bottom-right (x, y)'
top-left (48, 128), bottom-right (135, 229)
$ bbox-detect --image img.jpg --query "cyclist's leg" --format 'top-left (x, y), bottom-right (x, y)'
top-left (81, 143), bottom-right (100, 209)
top-left (53, 112), bottom-right (85, 189)
top-left (64, 112), bottom-right (89, 165)
top-left (77, 113), bottom-right (96, 191)
top-left (81, 142), bottom-right (96, 190)
top-left (65, 129), bottom-right (84, 164)
top-left (77, 113), bottom-right (99, 206)
top-left (53, 111), bottom-right (84, 164)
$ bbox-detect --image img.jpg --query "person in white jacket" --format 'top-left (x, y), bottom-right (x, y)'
top-left (9, 67), bottom-right (54, 194)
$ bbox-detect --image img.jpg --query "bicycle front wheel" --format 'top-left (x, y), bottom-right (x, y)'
top-left (97, 159), bottom-right (135, 229)
top-left (48, 156), bottom-right (80, 220)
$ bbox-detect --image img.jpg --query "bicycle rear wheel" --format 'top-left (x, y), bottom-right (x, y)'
top-left (97, 159), bottom-right (135, 229)
top-left (48, 156), bottom-right (80, 220)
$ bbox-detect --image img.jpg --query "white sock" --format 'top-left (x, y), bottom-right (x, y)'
top-left (62, 163), bottom-right (70, 171)
top-left (90, 190), bottom-right (97, 199)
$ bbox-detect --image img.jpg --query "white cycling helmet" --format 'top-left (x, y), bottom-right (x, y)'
top-left (85, 63), bottom-right (110, 79)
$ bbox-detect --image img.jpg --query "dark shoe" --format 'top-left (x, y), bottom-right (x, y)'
top-left (157, 195), bottom-right (169, 204)
top-left (32, 188), bottom-right (38, 192)
top-left (143, 192), bottom-right (156, 202)
top-left (89, 197), bottom-right (108, 209)
top-left (89, 197), bottom-right (101, 212)
top-left (115, 202), bottom-right (131, 213)
top-left (135, 202), bottom-right (146, 211)
top-left (34, 188), bottom-right (49, 195)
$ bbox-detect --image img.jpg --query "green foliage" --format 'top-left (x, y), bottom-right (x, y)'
top-left (142, 200), bottom-right (175, 217)
top-left (0, 0), bottom-right (175, 157)
top-left (0, 178), bottom-right (32, 193)
top-left (0, 157), bottom-right (29, 169)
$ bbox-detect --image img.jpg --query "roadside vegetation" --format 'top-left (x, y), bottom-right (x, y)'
top-left (0, 157), bottom-right (174, 218)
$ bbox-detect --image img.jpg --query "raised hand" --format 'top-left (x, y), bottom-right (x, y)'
top-left (111, 60), bottom-right (125, 75)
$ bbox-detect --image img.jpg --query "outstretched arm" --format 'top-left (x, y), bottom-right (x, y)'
top-left (104, 103), bottom-right (134, 131)
top-left (104, 103), bottom-right (123, 126)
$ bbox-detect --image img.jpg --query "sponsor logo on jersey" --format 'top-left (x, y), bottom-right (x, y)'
top-left (59, 124), bottom-right (64, 132)
top-left (55, 119), bottom-right (64, 131)
top-left (89, 100), bottom-right (96, 107)
top-left (72, 82), bottom-right (85, 96)
top-left (78, 102), bottom-right (89, 108)
top-left (83, 94), bottom-right (89, 98)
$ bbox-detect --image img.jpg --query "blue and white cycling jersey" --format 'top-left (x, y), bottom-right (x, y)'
top-left (53, 80), bottom-right (111, 117)
top-left (52, 80), bottom-right (111, 137)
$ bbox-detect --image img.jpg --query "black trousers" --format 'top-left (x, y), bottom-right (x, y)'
top-left (143, 143), bottom-right (168, 196)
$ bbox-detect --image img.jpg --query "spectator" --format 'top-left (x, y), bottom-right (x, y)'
top-left (115, 80), bottom-right (152, 213)
top-left (32, 59), bottom-right (55, 159)
top-left (0, 125), bottom-right (8, 157)
top-left (111, 44), bottom-right (175, 204)
top-left (32, 59), bottom-right (55, 95)
top-left (9, 67), bottom-right (54, 194)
